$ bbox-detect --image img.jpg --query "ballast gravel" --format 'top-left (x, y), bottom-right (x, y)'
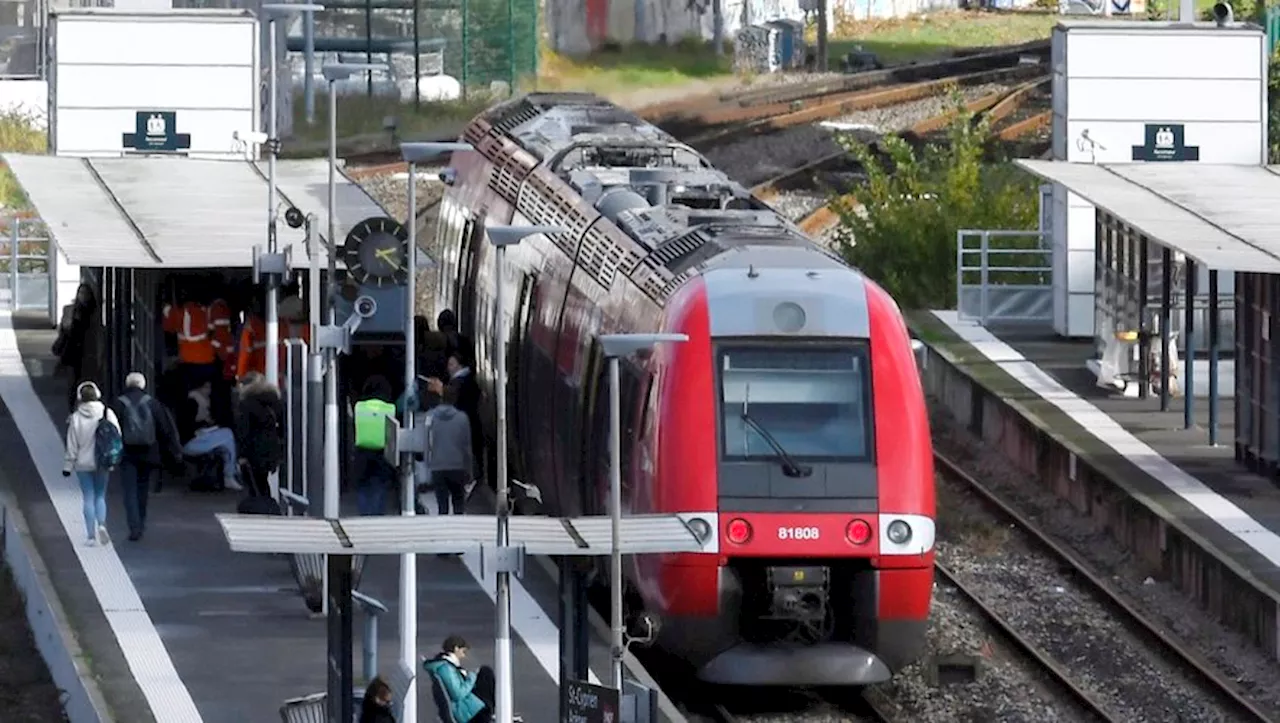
top-left (931, 407), bottom-right (1280, 719)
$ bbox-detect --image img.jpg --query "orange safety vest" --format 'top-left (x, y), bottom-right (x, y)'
top-left (161, 303), bottom-right (183, 334)
top-left (235, 315), bottom-right (267, 380)
top-left (177, 302), bottom-right (216, 365)
top-left (208, 299), bottom-right (234, 360)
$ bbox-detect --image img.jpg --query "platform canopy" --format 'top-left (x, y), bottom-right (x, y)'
top-left (1016, 160), bottom-right (1280, 275)
top-left (2, 154), bottom-right (389, 269)
top-left (216, 513), bottom-right (711, 556)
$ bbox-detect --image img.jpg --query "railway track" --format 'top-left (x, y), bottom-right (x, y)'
top-left (934, 452), bottom-right (1275, 723)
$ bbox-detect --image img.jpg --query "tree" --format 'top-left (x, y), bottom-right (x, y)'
top-left (830, 96), bottom-right (1040, 310)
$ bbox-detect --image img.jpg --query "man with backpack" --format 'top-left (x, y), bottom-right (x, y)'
top-left (112, 372), bottom-right (179, 541)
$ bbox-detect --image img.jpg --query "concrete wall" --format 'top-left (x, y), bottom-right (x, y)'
top-left (546, 0), bottom-right (963, 55)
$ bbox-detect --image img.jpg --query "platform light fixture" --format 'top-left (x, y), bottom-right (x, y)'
top-left (487, 223), bottom-right (565, 723)
top-left (598, 333), bottom-right (687, 690)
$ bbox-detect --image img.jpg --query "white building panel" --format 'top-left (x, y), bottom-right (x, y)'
top-left (50, 9), bottom-right (259, 160)
top-left (1048, 20), bottom-right (1266, 340)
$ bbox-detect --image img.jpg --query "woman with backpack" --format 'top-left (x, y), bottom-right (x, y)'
top-left (62, 381), bottom-right (122, 546)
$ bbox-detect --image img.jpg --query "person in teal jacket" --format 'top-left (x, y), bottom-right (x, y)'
top-left (423, 635), bottom-right (523, 723)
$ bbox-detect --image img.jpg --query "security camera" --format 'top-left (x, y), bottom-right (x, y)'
top-left (353, 295), bottom-right (378, 319)
top-left (233, 130), bottom-right (269, 145)
top-left (1212, 1), bottom-right (1233, 24)
top-left (284, 206), bottom-right (305, 229)
top-left (438, 168), bottom-right (458, 186)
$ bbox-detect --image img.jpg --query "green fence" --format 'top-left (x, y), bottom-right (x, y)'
top-left (1268, 6), bottom-right (1280, 55)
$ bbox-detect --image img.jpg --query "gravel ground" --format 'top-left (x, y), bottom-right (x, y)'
top-left (0, 563), bottom-right (65, 722)
top-left (830, 83), bottom-right (1010, 134)
top-left (931, 407), bottom-right (1280, 718)
top-left (938, 477), bottom-right (1245, 722)
top-left (768, 191), bottom-right (827, 222)
top-left (870, 575), bottom-right (1088, 723)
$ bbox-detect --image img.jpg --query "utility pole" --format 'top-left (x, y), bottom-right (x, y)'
top-left (817, 0), bottom-right (829, 72)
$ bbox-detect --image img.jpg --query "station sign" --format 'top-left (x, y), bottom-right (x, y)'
top-left (563, 679), bottom-right (619, 723)
top-left (122, 110), bottom-right (192, 154)
top-left (1131, 123), bottom-right (1200, 162)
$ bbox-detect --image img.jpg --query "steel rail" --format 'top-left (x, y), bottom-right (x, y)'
top-left (996, 109), bottom-right (1051, 140)
top-left (935, 452), bottom-right (1275, 723)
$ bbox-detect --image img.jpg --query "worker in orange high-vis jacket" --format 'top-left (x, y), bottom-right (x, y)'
top-left (177, 300), bottom-right (220, 389)
top-left (208, 298), bottom-right (234, 363)
top-left (161, 301), bottom-right (183, 334)
top-left (235, 311), bottom-right (267, 381)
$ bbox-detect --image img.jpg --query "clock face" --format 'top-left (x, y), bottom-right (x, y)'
top-left (343, 216), bottom-right (410, 288)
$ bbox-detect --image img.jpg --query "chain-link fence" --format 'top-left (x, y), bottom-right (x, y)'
top-left (0, 0), bottom-right (113, 80)
top-left (0, 215), bottom-right (50, 311)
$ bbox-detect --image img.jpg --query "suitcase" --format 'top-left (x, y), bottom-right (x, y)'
top-left (187, 452), bottom-right (225, 493)
top-left (236, 494), bottom-right (282, 516)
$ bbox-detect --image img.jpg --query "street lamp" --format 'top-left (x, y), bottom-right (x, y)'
top-left (390, 141), bottom-right (468, 723)
top-left (488, 223), bottom-right (564, 723)
top-left (320, 61), bottom-right (388, 522)
top-left (598, 334), bottom-right (686, 690)
top-left (261, 4), bottom-right (324, 391)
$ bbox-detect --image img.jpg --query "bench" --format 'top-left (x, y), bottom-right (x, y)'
top-left (387, 658), bottom-right (417, 720)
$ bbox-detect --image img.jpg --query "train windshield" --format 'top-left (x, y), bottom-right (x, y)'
top-left (718, 344), bottom-right (873, 462)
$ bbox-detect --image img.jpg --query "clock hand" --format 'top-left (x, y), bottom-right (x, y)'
top-left (374, 247), bottom-right (403, 269)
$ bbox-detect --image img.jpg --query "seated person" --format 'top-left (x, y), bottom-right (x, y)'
top-left (179, 381), bottom-right (242, 491)
top-left (423, 635), bottom-right (522, 723)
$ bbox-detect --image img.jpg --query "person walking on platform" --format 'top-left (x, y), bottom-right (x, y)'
top-left (359, 678), bottom-right (396, 723)
top-left (353, 376), bottom-right (397, 516)
top-left (61, 381), bottom-right (120, 547)
top-left (424, 635), bottom-right (522, 723)
top-left (426, 384), bottom-right (474, 516)
top-left (235, 371), bottom-right (285, 498)
top-left (436, 309), bottom-right (473, 370)
top-left (208, 298), bottom-right (235, 376)
top-left (52, 283), bottom-right (98, 414)
top-left (180, 381), bottom-right (242, 491)
top-left (235, 309), bottom-right (268, 382)
top-left (111, 372), bottom-right (178, 541)
top-left (443, 351), bottom-right (484, 485)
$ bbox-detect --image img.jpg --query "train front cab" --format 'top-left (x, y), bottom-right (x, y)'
top-left (642, 247), bottom-right (935, 687)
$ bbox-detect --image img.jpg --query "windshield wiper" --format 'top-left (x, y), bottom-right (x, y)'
top-left (740, 412), bottom-right (813, 478)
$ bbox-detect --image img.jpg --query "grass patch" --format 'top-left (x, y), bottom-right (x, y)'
top-left (0, 109), bottom-right (44, 212)
top-left (535, 38), bottom-right (734, 96)
top-left (830, 10), bottom-right (1059, 65)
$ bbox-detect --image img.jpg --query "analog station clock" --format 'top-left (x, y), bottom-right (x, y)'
top-left (343, 216), bottom-right (410, 288)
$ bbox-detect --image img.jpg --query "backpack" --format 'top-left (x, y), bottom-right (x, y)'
top-left (94, 414), bottom-right (123, 470)
top-left (117, 394), bottom-right (156, 446)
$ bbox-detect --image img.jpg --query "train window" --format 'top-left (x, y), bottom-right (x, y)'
top-left (718, 345), bottom-right (873, 462)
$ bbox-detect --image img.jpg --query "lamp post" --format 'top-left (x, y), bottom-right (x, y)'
top-left (487, 224), bottom-right (564, 723)
top-left (262, 4), bottom-right (324, 392)
top-left (394, 141), bottom-right (470, 723)
top-left (320, 61), bottom-right (388, 521)
top-left (597, 334), bottom-right (686, 690)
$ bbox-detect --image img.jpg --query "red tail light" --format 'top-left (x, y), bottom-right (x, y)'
top-left (726, 518), bottom-right (752, 544)
top-left (846, 519), bottom-right (872, 545)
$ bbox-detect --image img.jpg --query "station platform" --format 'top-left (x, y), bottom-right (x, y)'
top-left (915, 309), bottom-right (1280, 604)
top-left (0, 309), bottom-right (648, 723)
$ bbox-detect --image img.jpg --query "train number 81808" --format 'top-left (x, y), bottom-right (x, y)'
top-left (777, 526), bottom-right (821, 541)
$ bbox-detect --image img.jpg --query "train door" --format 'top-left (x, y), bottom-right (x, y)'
top-left (509, 273), bottom-right (537, 486)
top-left (456, 216), bottom-right (483, 340)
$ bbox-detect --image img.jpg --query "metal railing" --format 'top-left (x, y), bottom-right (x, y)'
top-left (955, 229), bottom-right (1054, 326)
top-left (0, 215), bottom-right (49, 311)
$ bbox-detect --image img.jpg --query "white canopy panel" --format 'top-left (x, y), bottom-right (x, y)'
top-left (1016, 160), bottom-right (1280, 274)
top-left (216, 513), bottom-right (710, 556)
top-left (2, 154), bottom-right (390, 268)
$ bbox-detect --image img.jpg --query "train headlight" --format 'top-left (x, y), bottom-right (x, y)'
top-left (886, 520), bottom-right (912, 545)
top-left (688, 518), bottom-right (712, 543)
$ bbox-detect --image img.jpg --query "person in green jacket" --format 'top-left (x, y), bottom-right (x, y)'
top-left (423, 635), bottom-right (523, 723)
top-left (353, 376), bottom-right (397, 516)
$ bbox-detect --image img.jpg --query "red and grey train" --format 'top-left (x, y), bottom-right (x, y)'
top-left (432, 93), bottom-right (935, 686)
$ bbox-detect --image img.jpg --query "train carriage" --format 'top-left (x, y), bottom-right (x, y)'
top-left (432, 92), bottom-right (935, 686)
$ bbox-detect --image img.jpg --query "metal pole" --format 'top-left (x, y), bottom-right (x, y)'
top-left (305, 10), bottom-right (317, 125)
top-left (608, 355), bottom-right (624, 691)
top-left (1184, 259), bottom-right (1196, 430)
top-left (495, 240), bottom-right (513, 723)
top-left (308, 217), bottom-right (325, 519)
top-left (712, 0), bottom-right (724, 56)
top-left (9, 220), bottom-right (17, 309)
top-left (363, 612), bottom-right (378, 683)
top-left (1209, 269), bottom-right (1220, 446)
top-left (506, 0), bottom-right (515, 94)
top-left (413, 0), bottom-right (421, 108)
top-left (365, 0), bottom-right (374, 96)
top-left (399, 161), bottom-right (419, 723)
top-left (1138, 236), bottom-right (1149, 400)
top-left (1160, 247), bottom-right (1172, 411)
top-left (324, 81), bottom-right (341, 521)
top-left (816, 0), bottom-right (828, 72)
top-left (266, 16), bottom-right (281, 391)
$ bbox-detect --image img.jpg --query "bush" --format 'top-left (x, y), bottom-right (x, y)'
top-left (0, 108), bottom-right (45, 211)
top-left (830, 95), bottom-right (1039, 310)
top-left (1270, 49), bottom-right (1280, 163)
